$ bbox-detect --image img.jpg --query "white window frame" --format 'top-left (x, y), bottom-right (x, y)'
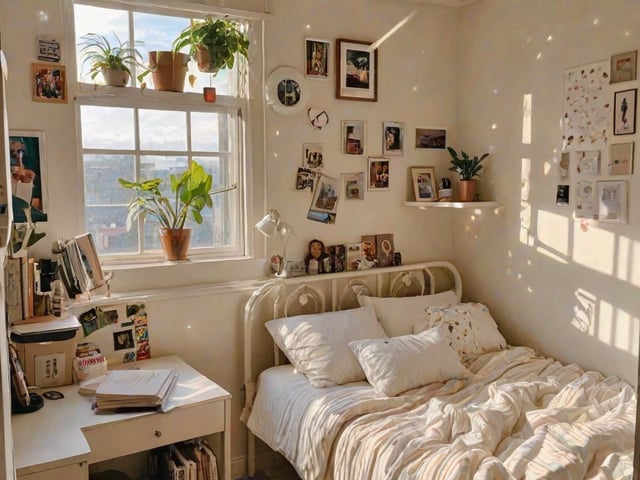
top-left (71, 0), bottom-right (259, 265)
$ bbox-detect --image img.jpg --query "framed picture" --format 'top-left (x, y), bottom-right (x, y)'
top-left (307, 174), bottom-right (339, 224)
top-left (609, 142), bottom-right (634, 175)
top-left (336, 39), bottom-right (377, 101)
top-left (368, 156), bottom-right (390, 191)
top-left (597, 180), bottom-right (627, 223)
top-left (610, 50), bottom-right (637, 84)
top-left (341, 172), bottom-right (365, 200)
top-left (383, 121), bottom-right (404, 156)
top-left (305, 38), bottom-right (329, 80)
top-left (342, 120), bottom-right (366, 155)
top-left (302, 143), bottom-right (325, 170)
top-left (415, 127), bottom-right (447, 149)
top-left (9, 130), bottom-right (48, 223)
top-left (614, 88), bottom-right (636, 135)
top-left (576, 150), bottom-right (600, 175)
top-left (32, 62), bottom-right (67, 103)
top-left (411, 166), bottom-right (438, 202)
top-left (265, 67), bottom-right (308, 116)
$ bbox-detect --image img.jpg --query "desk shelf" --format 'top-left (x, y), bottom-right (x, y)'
top-left (405, 201), bottom-right (499, 209)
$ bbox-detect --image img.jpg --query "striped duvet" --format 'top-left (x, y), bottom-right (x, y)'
top-left (247, 346), bottom-right (635, 479)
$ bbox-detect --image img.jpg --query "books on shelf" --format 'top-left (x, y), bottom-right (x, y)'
top-left (94, 368), bottom-right (178, 411)
top-left (150, 440), bottom-right (218, 480)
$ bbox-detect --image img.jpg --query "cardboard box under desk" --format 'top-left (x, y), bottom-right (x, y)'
top-left (11, 326), bottom-right (79, 388)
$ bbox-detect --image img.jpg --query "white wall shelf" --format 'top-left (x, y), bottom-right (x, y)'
top-left (404, 201), bottom-right (499, 209)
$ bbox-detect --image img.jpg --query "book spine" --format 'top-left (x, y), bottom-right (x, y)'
top-left (5, 257), bottom-right (23, 323)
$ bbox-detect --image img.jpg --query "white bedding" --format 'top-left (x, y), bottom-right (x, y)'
top-left (246, 346), bottom-right (635, 480)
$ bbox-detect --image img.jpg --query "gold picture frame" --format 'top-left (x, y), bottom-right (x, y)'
top-left (611, 50), bottom-right (637, 84)
top-left (411, 166), bottom-right (438, 202)
top-left (32, 62), bottom-right (67, 103)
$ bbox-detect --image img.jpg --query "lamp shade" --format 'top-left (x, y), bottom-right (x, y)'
top-left (255, 209), bottom-right (281, 237)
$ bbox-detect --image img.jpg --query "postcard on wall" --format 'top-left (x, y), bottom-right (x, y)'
top-left (563, 60), bottom-right (609, 151)
top-left (383, 121), bottom-right (404, 156)
top-left (556, 185), bottom-right (569, 205)
top-left (598, 180), bottom-right (627, 223)
top-left (305, 38), bottom-right (329, 80)
top-left (342, 120), bottom-right (366, 155)
top-left (307, 174), bottom-right (339, 224)
top-left (9, 130), bottom-right (48, 223)
top-left (341, 171), bottom-right (365, 200)
top-left (303, 143), bottom-right (324, 170)
top-left (296, 167), bottom-right (315, 192)
top-left (610, 50), bottom-right (637, 84)
top-left (415, 127), bottom-right (446, 149)
top-left (575, 180), bottom-right (596, 219)
top-left (609, 142), bottom-right (634, 174)
top-left (576, 150), bottom-right (600, 175)
top-left (558, 151), bottom-right (570, 182)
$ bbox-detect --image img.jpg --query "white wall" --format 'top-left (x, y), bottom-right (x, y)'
top-left (454, 0), bottom-right (640, 383)
top-left (0, 0), bottom-right (460, 473)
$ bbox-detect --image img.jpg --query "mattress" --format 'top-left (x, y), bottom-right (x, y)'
top-left (247, 346), bottom-right (635, 480)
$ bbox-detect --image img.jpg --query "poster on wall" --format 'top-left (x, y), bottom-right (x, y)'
top-left (562, 60), bottom-right (610, 151)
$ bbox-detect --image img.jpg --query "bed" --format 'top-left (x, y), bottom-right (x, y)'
top-left (241, 261), bottom-right (636, 479)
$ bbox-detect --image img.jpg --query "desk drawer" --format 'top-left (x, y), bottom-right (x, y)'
top-left (84, 401), bottom-right (225, 464)
top-left (18, 462), bottom-right (88, 480)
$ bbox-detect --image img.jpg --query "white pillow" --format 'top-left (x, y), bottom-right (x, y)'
top-left (414, 302), bottom-right (507, 362)
top-left (265, 305), bottom-right (387, 388)
top-left (348, 326), bottom-right (470, 397)
top-left (357, 290), bottom-right (458, 337)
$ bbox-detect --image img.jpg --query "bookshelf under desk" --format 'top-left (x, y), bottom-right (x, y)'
top-left (12, 355), bottom-right (231, 480)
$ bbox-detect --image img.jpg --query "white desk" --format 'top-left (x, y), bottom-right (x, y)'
top-left (12, 355), bottom-right (231, 480)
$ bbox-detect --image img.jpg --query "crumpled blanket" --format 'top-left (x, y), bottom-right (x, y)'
top-left (248, 346), bottom-right (635, 480)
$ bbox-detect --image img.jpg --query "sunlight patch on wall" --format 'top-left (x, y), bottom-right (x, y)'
top-left (537, 209), bottom-right (569, 256)
top-left (572, 225), bottom-right (615, 276)
top-left (632, 240), bottom-right (640, 288)
top-left (596, 301), bottom-right (637, 353)
top-left (522, 94), bottom-right (532, 144)
top-left (573, 288), bottom-right (595, 333)
top-left (520, 158), bottom-right (532, 245)
top-left (536, 246), bottom-right (568, 264)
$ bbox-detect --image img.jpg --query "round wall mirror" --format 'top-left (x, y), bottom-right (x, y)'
top-left (265, 67), bottom-right (308, 116)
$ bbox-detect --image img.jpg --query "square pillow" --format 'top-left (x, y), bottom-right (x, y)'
top-left (348, 326), bottom-right (470, 397)
top-left (414, 302), bottom-right (507, 362)
top-left (356, 290), bottom-right (458, 337)
top-left (265, 305), bottom-right (387, 388)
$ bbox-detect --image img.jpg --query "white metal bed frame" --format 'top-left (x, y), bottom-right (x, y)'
top-left (240, 261), bottom-right (462, 475)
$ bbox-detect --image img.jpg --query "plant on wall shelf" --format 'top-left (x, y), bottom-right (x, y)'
top-left (79, 32), bottom-right (142, 87)
top-left (446, 147), bottom-right (489, 202)
top-left (118, 160), bottom-right (236, 260)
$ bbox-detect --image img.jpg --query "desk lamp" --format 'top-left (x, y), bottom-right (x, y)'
top-left (255, 209), bottom-right (294, 276)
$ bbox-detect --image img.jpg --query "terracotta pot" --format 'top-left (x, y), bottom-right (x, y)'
top-left (148, 51), bottom-right (189, 92)
top-left (194, 45), bottom-right (221, 74)
top-left (458, 179), bottom-right (477, 202)
top-left (101, 68), bottom-right (129, 87)
top-left (159, 228), bottom-right (192, 261)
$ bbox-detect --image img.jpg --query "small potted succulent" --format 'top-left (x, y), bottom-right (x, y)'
top-left (79, 32), bottom-right (142, 87)
top-left (446, 147), bottom-right (489, 202)
top-left (118, 161), bottom-right (236, 260)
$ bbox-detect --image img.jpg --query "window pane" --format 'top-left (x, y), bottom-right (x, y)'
top-left (84, 154), bottom-right (135, 204)
top-left (81, 106), bottom-right (135, 149)
top-left (139, 109), bottom-right (187, 151)
top-left (74, 5), bottom-right (129, 83)
top-left (140, 155), bottom-right (188, 197)
top-left (191, 112), bottom-right (232, 152)
top-left (86, 206), bottom-right (137, 255)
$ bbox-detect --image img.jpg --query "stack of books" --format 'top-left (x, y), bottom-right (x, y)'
top-left (93, 368), bottom-right (178, 412)
top-left (150, 440), bottom-right (218, 480)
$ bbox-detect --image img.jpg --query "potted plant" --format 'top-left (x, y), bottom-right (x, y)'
top-left (137, 50), bottom-right (191, 92)
top-left (446, 147), bottom-right (489, 202)
top-left (118, 161), bottom-right (236, 260)
top-left (172, 16), bottom-right (249, 100)
top-left (79, 32), bottom-right (142, 87)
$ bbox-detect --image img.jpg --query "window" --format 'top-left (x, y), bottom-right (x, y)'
top-left (73, 1), bottom-right (249, 260)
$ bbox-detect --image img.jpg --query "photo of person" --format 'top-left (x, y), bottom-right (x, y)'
top-left (368, 158), bottom-right (390, 190)
top-left (113, 329), bottom-right (135, 351)
top-left (304, 238), bottom-right (329, 274)
top-left (383, 122), bottom-right (404, 156)
top-left (9, 132), bottom-right (48, 223)
top-left (305, 39), bottom-right (329, 79)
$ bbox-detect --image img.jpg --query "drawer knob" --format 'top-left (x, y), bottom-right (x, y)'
top-left (154, 430), bottom-right (162, 438)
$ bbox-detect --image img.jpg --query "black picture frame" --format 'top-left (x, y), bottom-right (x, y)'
top-left (614, 88), bottom-right (637, 135)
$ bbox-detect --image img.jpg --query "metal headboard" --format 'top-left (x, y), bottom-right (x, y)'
top-left (240, 261), bottom-right (462, 473)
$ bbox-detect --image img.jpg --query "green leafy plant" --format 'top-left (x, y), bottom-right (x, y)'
top-left (446, 147), bottom-right (489, 181)
top-left (79, 32), bottom-right (142, 80)
top-left (118, 160), bottom-right (236, 230)
top-left (172, 16), bottom-right (249, 75)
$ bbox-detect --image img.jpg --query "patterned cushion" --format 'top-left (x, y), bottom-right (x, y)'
top-left (414, 302), bottom-right (507, 362)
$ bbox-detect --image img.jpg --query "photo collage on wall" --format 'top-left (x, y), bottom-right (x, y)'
top-left (560, 53), bottom-right (635, 225)
top-left (79, 303), bottom-right (151, 363)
